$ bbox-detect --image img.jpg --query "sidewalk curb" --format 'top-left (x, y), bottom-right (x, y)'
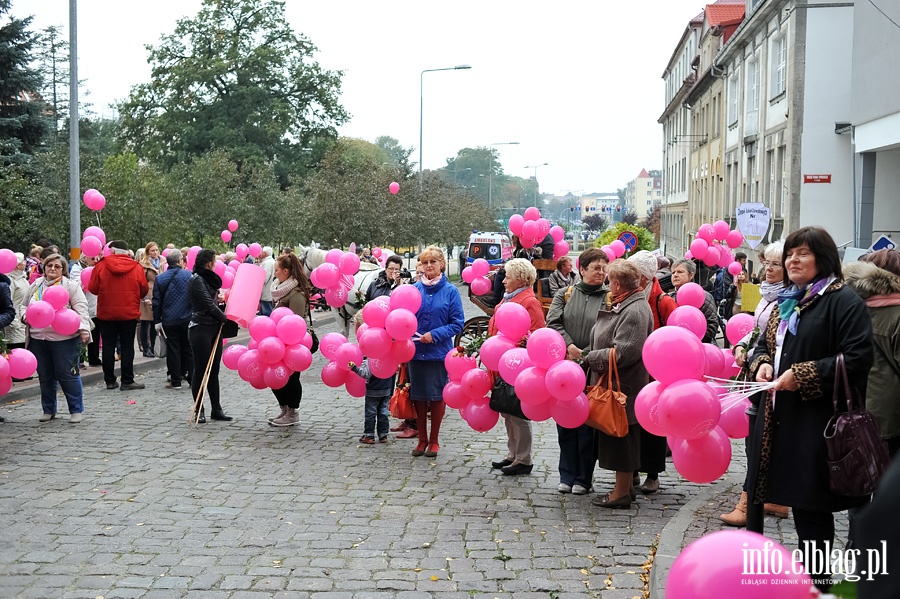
top-left (649, 474), bottom-right (742, 597)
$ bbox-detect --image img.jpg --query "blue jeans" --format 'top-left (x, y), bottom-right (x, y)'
top-left (30, 336), bottom-right (84, 415)
top-left (557, 423), bottom-right (596, 487)
top-left (364, 395), bottom-right (390, 438)
top-left (259, 301), bottom-right (274, 317)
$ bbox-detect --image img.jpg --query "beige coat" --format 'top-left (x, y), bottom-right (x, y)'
top-left (140, 263), bottom-right (159, 321)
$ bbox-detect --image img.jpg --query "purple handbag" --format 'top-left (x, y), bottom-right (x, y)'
top-left (823, 354), bottom-right (890, 496)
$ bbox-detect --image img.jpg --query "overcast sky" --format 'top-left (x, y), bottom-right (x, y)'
top-left (28, 0), bottom-right (705, 196)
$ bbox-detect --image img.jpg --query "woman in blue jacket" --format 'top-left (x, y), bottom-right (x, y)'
top-left (410, 246), bottom-right (465, 458)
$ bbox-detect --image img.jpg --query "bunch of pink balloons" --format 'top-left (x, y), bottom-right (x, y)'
top-left (309, 249), bottom-right (360, 308)
top-left (442, 349), bottom-right (498, 432)
top-left (549, 225), bottom-right (569, 260)
top-left (636, 325), bottom-right (746, 484)
top-left (686, 220), bottom-right (745, 275)
top-left (25, 286), bottom-right (82, 336)
top-left (357, 285), bottom-right (420, 370)
top-left (461, 258), bottom-right (492, 295)
top-left (318, 333), bottom-right (367, 397)
top-left (599, 239), bottom-right (628, 260)
top-left (0, 248), bottom-right (18, 274)
top-left (83, 188), bottom-right (106, 211)
top-left (508, 207), bottom-right (552, 249)
top-left (222, 308), bottom-right (315, 390)
top-left (0, 349), bottom-right (39, 396)
top-left (80, 225), bottom-right (106, 259)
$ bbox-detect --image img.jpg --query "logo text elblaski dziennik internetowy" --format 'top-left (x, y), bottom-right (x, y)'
top-left (742, 541), bottom-right (889, 583)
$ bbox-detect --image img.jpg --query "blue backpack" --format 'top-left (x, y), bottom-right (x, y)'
top-left (711, 268), bottom-right (727, 304)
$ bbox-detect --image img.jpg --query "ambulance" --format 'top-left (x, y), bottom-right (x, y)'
top-left (465, 232), bottom-right (513, 270)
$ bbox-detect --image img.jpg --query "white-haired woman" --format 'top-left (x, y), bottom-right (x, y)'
top-left (668, 259), bottom-right (720, 344)
top-left (487, 258), bottom-right (546, 475)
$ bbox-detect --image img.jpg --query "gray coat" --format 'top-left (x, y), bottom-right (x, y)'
top-left (546, 283), bottom-right (608, 351)
top-left (586, 292), bottom-right (653, 424)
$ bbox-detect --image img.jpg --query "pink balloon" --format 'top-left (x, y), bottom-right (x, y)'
top-left (536, 218), bottom-right (551, 237)
top-left (658, 379), bottom-right (721, 439)
top-left (300, 332), bottom-right (314, 350)
top-left (725, 313), bottom-right (754, 346)
top-left (221, 271), bottom-right (235, 290)
top-left (727, 261), bottom-right (743, 276)
top-left (249, 315), bottom-right (276, 342)
top-left (257, 336), bottom-right (286, 365)
top-left (667, 305), bottom-right (707, 340)
top-left (228, 259), bottom-right (241, 270)
top-left (470, 277), bottom-right (492, 296)
top-left (514, 366), bottom-right (551, 405)
top-left (671, 427), bottom-right (732, 483)
top-left (248, 243), bottom-right (262, 258)
top-left (666, 530), bottom-right (811, 599)
top-left (25, 300), bottom-right (56, 328)
top-left (213, 260), bottom-right (226, 278)
top-left (8, 348), bottom-right (38, 379)
top-left (478, 334), bottom-right (516, 371)
top-left (0, 358), bottom-right (8, 382)
top-left (461, 396), bottom-right (500, 432)
top-left (443, 381), bottom-right (471, 409)
top-left (362, 297), bottom-right (391, 328)
top-left (283, 344), bottom-right (313, 372)
top-left (461, 368), bottom-right (492, 399)
top-left (237, 349), bottom-right (263, 381)
top-left (721, 348), bottom-right (742, 378)
top-left (249, 373), bottom-right (268, 390)
top-left (235, 243), bottom-right (249, 262)
top-left (321, 362), bottom-right (349, 387)
top-left (81, 235), bottom-right (103, 258)
top-left (42, 285), bottom-right (70, 311)
top-left (525, 328), bottom-right (567, 370)
top-left (523, 206), bottom-right (541, 221)
top-left (726, 230), bottom-right (744, 249)
top-left (339, 252), bottom-right (361, 276)
top-left (551, 392), bottom-right (590, 428)
top-left (51, 308), bottom-right (81, 335)
top-left (79, 266), bottom-right (93, 289)
top-left (697, 223), bottom-right (715, 243)
top-left (689, 238), bottom-right (709, 260)
top-left (544, 360), bottom-right (586, 401)
top-left (521, 398), bottom-right (553, 421)
top-left (373, 247), bottom-right (383, 258)
top-left (389, 181), bottom-right (400, 195)
top-left (228, 219), bottom-right (239, 232)
top-left (552, 241), bottom-right (570, 261)
top-left (519, 236), bottom-right (535, 249)
top-left (264, 364), bottom-right (291, 389)
top-left (550, 225), bottom-right (565, 242)
top-left (390, 338), bottom-right (415, 363)
top-left (325, 249), bottom-right (343, 265)
top-left (494, 302), bottom-right (531, 342)
top-left (610, 240), bottom-right (626, 256)
top-left (521, 220), bottom-right (539, 240)
top-left (717, 247), bottom-right (734, 269)
top-left (222, 344), bottom-right (248, 370)
top-left (270, 306), bottom-right (294, 324)
top-left (247, 339), bottom-right (258, 350)
top-left (390, 285), bottom-right (422, 314)
top-left (508, 214), bottom-right (525, 236)
top-left (83, 226), bottom-right (106, 245)
top-left (83, 188), bottom-right (106, 211)
top-left (221, 230), bottom-right (232, 243)
top-left (712, 220), bottom-right (730, 241)
top-left (445, 349), bottom-right (477, 381)
top-left (497, 347), bottom-right (533, 385)
top-left (335, 343), bottom-right (363, 371)
top-left (642, 326), bottom-right (705, 385)
top-left (344, 372), bottom-right (366, 397)
top-left (702, 244), bottom-right (720, 267)
top-left (461, 266), bottom-right (475, 284)
top-left (102, 244), bottom-right (111, 258)
top-left (313, 263), bottom-right (340, 288)
top-left (703, 343), bottom-right (727, 378)
top-left (471, 259), bottom-right (490, 277)
top-left (675, 282), bottom-right (706, 310)
top-left (385, 308), bottom-right (417, 340)
top-left (275, 314), bottom-right (307, 345)
top-left (368, 356), bottom-right (399, 379)
top-left (719, 399), bottom-right (751, 439)
top-left (358, 327), bottom-right (392, 358)
top-left (684, 251), bottom-right (693, 260)
top-left (634, 381), bottom-right (668, 436)
top-left (0, 249), bottom-right (17, 274)
top-left (319, 333), bottom-right (349, 360)
top-left (324, 286), bottom-right (348, 308)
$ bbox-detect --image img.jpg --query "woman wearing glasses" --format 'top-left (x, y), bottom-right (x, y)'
top-left (23, 254), bottom-right (92, 422)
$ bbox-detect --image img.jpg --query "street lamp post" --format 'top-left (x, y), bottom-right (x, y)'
top-left (524, 163), bottom-right (548, 207)
top-left (419, 64), bottom-right (472, 189)
top-left (488, 141), bottom-right (519, 214)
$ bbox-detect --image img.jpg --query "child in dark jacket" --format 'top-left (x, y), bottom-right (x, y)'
top-left (350, 358), bottom-right (397, 444)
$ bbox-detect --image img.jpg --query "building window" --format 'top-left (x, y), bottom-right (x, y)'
top-left (712, 93), bottom-right (720, 138)
top-left (728, 74), bottom-right (739, 125)
top-left (766, 149), bottom-right (776, 208)
top-left (777, 146), bottom-right (786, 218)
top-left (747, 156), bottom-right (756, 202)
top-left (772, 36), bottom-right (787, 97)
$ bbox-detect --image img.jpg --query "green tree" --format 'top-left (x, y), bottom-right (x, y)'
top-left (375, 135), bottom-right (413, 172)
top-left (646, 204), bottom-right (661, 242)
top-left (582, 214), bottom-right (608, 233)
top-left (596, 222), bottom-right (656, 254)
top-left (33, 25), bottom-right (70, 138)
top-left (117, 0), bottom-right (348, 187)
top-left (622, 211), bottom-right (638, 225)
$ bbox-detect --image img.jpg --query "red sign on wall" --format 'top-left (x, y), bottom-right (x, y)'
top-left (803, 174), bottom-right (832, 184)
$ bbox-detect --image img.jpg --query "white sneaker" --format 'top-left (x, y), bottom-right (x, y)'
top-left (39, 413), bottom-right (55, 422)
top-left (572, 484), bottom-right (590, 495)
top-left (558, 483), bottom-right (572, 494)
top-left (69, 413), bottom-right (83, 423)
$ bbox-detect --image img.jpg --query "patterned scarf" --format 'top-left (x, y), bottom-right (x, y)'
top-left (34, 276), bottom-right (63, 301)
top-left (271, 277), bottom-right (299, 302)
top-left (759, 280), bottom-right (784, 302)
top-left (421, 272), bottom-right (443, 287)
top-left (776, 276), bottom-right (833, 335)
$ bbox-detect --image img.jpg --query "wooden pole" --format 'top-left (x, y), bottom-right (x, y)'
top-left (190, 325), bottom-right (223, 426)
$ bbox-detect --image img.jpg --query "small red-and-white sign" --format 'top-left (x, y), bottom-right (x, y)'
top-left (803, 174), bottom-right (832, 184)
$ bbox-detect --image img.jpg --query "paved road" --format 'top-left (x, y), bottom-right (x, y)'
top-left (0, 284), bottom-right (844, 598)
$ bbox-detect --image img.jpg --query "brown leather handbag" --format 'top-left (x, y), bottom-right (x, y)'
top-left (824, 354), bottom-right (890, 496)
top-left (389, 364), bottom-right (416, 420)
top-left (585, 348), bottom-right (629, 437)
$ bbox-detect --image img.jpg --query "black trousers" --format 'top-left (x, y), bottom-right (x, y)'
top-left (557, 423), bottom-right (596, 487)
top-left (87, 318), bottom-right (100, 365)
top-left (272, 371), bottom-right (302, 409)
top-left (140, 320), bottom-right (157, 354)
top-left (163, 323), bottom-right (193, 386)
top-left (637, 428), bottom-right (668, 477)
top-left (189, 323), bottom-right (223, 413)
top-left (99, 319), bottom-right (137, 385)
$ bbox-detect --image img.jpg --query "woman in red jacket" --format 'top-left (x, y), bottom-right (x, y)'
top-left (487, 258), bottom-right (546, 475)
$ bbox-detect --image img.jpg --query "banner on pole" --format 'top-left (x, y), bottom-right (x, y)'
top-left (736, 203), bottom-right (771, 250)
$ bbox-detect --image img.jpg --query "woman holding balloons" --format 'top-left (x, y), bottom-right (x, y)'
top-left (409, 246), bottom-right (464, 458)
top-left (23, 253), bottom-right (92, 422)
top-left (586, 259), bottom-right (653, 508)
top-left (747, 227), bottom-right (872, 592)
top-left (267, 253), bottom-right (311, 427)
top-left (546, 247), bottom-right (610, 494)
top-left (486, 258), bottom-right (545, 475)
top-left (668, 259), bottom-right (720, 344)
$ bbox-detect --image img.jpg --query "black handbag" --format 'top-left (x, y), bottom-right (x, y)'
top-left (823, 354), bottom-right (891, 496)
top-left (306, 314), bottom-right (319, 354)
top-left (489, 377), bottom-right (529, 420)
top-left (221, 319), bottom-right (239, 339)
